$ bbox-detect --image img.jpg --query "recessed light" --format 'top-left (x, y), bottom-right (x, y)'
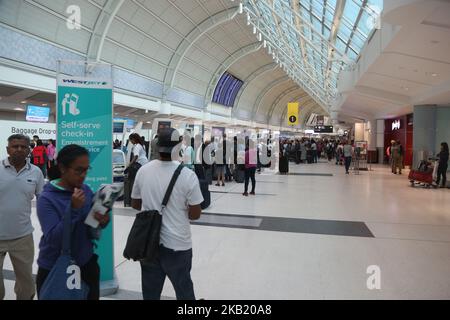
top-left (14, 107), bottom-right (24, 111)
top-left (21, 100), bottom-right (27, 104)
top-left (42, 103), bottom-right (48, 106)
top-left (431, 73), bottom-right (438, 77)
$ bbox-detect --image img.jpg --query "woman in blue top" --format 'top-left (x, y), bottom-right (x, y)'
top-left (35, 145), bottom-right (110, 300)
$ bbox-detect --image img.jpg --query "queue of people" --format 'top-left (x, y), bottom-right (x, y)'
top-left (3, 130), bottom-right (447, 301)
top-left (279, 138), bottom-right (346, 165)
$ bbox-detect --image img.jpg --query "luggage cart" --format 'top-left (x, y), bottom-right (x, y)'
top-left (408, 159), bottom-right (438, 188)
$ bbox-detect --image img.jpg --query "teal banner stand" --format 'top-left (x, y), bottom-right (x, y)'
top-left (56, 61), bottom-right (116, 292)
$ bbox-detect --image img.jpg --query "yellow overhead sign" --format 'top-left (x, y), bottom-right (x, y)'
top-left (287, 102), bottom-right (299, 126)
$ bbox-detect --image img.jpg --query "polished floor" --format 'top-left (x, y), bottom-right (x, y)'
top-left (2, 161), bottom-right (450, 299)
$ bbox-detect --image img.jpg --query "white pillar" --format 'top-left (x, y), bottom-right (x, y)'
top-left (368, 119), bottom-right (377, 150)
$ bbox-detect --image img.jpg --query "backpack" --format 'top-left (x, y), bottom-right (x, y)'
top-left (33, 146), bottom-right (47, 165)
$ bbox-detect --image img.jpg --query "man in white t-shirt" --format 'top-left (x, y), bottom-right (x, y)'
top-left (131, 128), bottom-right (203, 300)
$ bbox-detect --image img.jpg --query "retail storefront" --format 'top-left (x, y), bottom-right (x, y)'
top-left (384, 114), bottom-right (413, 167)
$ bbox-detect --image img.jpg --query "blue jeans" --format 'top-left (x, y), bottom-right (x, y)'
top-left (345, 156), bottom-right (352, 173)
top-left (140, 245), bottom-right (195, 300)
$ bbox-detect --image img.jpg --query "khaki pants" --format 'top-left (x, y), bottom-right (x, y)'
top-left (392, 156), bottom-right (403, 174)
top-left (0, 234), bottom-right (35, 300)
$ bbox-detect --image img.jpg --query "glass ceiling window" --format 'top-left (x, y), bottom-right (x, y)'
top-left (240, 0), bottom-right (383, 108)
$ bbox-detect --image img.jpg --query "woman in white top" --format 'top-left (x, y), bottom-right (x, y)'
top-left (129, 133), bottom-right (148, 167)
top-left (124, 133), bottom-right (148, 207)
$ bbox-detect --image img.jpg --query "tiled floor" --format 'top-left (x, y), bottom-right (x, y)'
top-left (2, 161), bottom-right (450, 299)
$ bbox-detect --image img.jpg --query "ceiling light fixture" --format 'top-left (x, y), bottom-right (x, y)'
top-left (14, 107), bottom-right (24, 111)
top-left (21, 100), bottom-right (27, 104)
top-left (431, 73), bottom-right (438, 77)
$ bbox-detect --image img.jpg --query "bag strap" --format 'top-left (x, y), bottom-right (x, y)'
top-left (61, 204), bottom-right (72, 255)
top-left (161, 164), bottom-right (184, 211)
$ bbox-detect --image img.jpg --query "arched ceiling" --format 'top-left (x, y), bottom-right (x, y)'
top-left (0, 0), bottom-right (383, 127)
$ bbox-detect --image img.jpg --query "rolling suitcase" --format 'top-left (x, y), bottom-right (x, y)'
top-left (279, 156), bottom-right (289, 174)
top-left (306, 150), bottom-right (313, 164)
top-left (233, 167), bottom-right (245, 183)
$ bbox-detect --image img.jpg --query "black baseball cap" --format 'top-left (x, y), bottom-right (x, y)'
top-left (157, 128), bottom-right (180, 153)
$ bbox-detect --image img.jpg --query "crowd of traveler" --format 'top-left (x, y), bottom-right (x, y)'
top-left (1, 130), bottom-right (447, 301)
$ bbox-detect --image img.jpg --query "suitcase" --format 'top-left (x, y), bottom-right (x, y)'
top-left (408, 160), bottom-right (436, 187)
top-left (306, 150), bottom-right (313, 164)
top-left (233, 168), bottom-right (245, 183)
top-left (279, 156), bottom-right (289, 174)
top-left (199, 179), bottom-right (211, 209)
top-left (408, 170), bottom-right (434, 186)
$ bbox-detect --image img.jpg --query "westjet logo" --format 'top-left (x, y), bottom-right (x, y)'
top-left (62, 79), bottom-right (108, 86)
top-left (392, 120), bottom-right (401, 130)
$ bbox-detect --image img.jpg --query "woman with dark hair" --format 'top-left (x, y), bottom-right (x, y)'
top-left (124, 133), bottom-right (148, 206)
top-left (35, 144), bottom-right (110, 299)
top-left (46, 139), bottom-right (56, 172)
top-left (436, 142), bottom-right (449, 188)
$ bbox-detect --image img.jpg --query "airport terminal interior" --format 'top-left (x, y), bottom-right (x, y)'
top-left (0, 0), bottom-right (449, 300)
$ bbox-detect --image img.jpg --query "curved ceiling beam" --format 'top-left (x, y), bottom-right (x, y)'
top-left (232, 63), bottom-right (278, 116)
top-left (162, 7), bottom-right (240, 100)
top-left (87, 0), bottom-right (125, 62)
top-left (301, 105), bottom-right (325, 128)
top-left (251, 76), bottom-right (291, 119)
top-left (267, 87), bottom-right (306, 123)
top-left (205, 42), bottom-right (263, 108)
top-left (297, 103), bottom-right (323, 128)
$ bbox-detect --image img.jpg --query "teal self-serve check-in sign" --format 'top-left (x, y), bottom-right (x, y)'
top-left (57, 75), bottom-right (114, 282)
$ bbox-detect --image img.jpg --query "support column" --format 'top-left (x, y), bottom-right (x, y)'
top-left (376, 119), bottom-right (385, 164)
top-left (412, 105), bottom-right (437, 168)
top-left (368, 119), bottom-right (377, 151)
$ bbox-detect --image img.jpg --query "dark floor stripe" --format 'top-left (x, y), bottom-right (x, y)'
top-left (257, 181), bottom-right (285, 184)
top-left (112, 209), bottom-right (373, 238)
top-left (211, 191), bottom-right (277, 196)
top-left (287, 173), bottom-right (334, 177)
top-left (198, 213), bottom-right (374, 238)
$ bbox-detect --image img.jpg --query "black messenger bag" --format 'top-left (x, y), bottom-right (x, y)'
top-left (123, 164), bottom-right (184, 262)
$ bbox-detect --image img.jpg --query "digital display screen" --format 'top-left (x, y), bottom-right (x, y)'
top-left (113, 122), bottom-right (125, 133)
top-left (212, 72), bottom-right (244, 107)
top-left (314, 125), bottom-right (334, 133)
top-left (26, 105), bottom-right (50, 122)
